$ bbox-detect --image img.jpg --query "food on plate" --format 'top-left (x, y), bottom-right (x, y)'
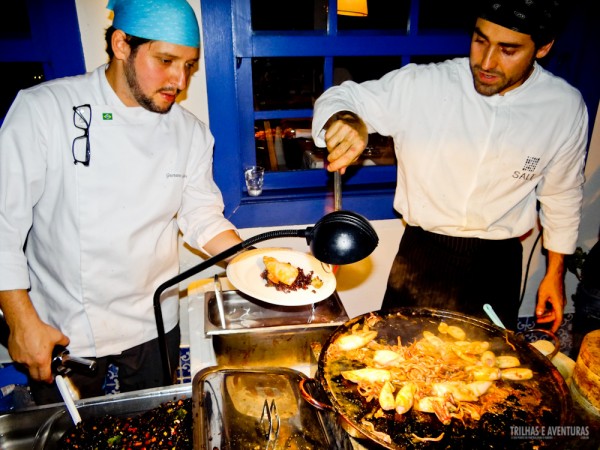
top-left (327, 318), bottom-right (538, 435)
top-left (263, 256), bottom-right (298, 286)
top-left (58, 398), bottom-right (192, 449)
top-left (261, 255), bottom-right (323, 293)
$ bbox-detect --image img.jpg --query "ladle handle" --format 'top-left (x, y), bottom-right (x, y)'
top-left (483, 304), bottom-right (506, 329)
top-left (333, 171), bottom-right (342, 211)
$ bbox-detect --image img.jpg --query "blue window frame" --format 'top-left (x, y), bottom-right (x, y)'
top-left (0, 0), bottom-right (85, 123)
top-left (200, 0), bottom-right (597, 229)
top-left (200, 0), bottom-right (472, 228)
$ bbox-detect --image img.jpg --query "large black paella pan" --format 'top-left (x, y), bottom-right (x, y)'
top-left (301, 308), bottom-right (572, 449)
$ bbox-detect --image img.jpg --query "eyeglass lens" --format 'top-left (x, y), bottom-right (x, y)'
top-left (72, 135), bottom-right (89, 165)
top-left (73, 105), bottom-right (91, 129)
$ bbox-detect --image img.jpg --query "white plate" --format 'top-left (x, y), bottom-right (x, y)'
top-left (226, 247), bottom-right (336, 306)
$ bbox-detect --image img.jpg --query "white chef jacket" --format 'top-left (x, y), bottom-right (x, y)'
top-left (312, 58), bottom-right (588, 254)
top-left (0, 65), bottom-right (236, 357)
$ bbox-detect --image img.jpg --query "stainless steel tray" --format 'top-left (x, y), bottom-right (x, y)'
top-left (0, 384), bottom-right (191, 450)
top-left (204, 289), bottom-right (349, 335)
top-left (192, 366), bottom-right (352, 450)
top-left (204, 290), bottom-right (348, 370)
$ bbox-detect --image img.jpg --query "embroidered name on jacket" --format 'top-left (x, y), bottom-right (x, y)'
top-left (166, 173), bottom-right (187, 179)
top-left (513, 156), bottom-right (539, 181)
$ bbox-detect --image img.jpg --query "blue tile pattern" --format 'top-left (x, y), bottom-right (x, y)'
top-left (177, 345), bottom-right (192, 384)
top-left (104, 364), bottom-right (119, 395)
top-left (516, 313), bottom-right (574, 355)
top-left (103, 346), bottom-right (192, 395)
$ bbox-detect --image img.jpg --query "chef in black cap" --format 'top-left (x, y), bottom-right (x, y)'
top-left (312, 0), bottom-right (587, 332)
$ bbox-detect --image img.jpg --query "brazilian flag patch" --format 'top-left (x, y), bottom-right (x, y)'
top-left (102, 112), bottom-right (113, 120)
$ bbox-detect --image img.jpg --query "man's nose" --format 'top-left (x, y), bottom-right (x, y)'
top-left (480, 47), bottom-right (498, 70)
top-left (172, 66), bottom-right (189, 91)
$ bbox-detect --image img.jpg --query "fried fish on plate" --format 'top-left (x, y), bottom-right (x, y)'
top-left (263, 256), bottom-right (299, 286)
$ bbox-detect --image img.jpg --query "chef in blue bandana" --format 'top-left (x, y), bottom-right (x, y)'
top-left (312, 0), bottom-right (588, 332)
top-left (0, 0), bottom-right (243, 403)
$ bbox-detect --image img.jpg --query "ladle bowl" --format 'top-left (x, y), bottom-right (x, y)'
top-left (305, 210), bottom-right (378, 265)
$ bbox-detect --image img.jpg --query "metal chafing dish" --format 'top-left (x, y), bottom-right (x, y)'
top-left (0, 384), bottom-right (191, 449)
top-left (204, 289), bottom-right (349, 371)
top-left (193, 366), bottom-right (353, 449)
top-left (0, 369), bottom-right (354, 450)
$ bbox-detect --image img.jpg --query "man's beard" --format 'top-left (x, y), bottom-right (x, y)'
top-left (124, 55), bottom-right (176, 114)
top-left (470, 64), bottom-right (510, 96)
top-left (470, 61), bottom-right (534, 97)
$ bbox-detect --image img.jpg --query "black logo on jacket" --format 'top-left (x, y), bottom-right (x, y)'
top-left (513, 156), bottom-right (539, 181)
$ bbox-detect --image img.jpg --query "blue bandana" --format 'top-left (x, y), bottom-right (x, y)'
top-left (107, 0), bottom-right (200, 48)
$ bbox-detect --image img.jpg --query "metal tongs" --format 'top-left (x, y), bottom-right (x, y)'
top-left (258, 398), bottom-right (280, 448)
top-left (51, 347), bottom-right (97, 425)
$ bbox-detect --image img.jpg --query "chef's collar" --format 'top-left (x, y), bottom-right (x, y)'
top-left (107, 0), bottom-right (200, 48)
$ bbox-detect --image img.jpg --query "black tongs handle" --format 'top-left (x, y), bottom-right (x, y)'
top-left (52, 346), bottom-right (97, 376)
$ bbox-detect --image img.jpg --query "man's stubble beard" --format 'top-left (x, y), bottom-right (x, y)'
top-left (470, 59), bottom-right (535, 97)
top-left (124, 54), bottom-right (173, 114)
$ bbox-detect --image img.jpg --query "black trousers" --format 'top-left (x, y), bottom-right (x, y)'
top-left (381, 225), bottom-right (522, 329)
top-left (29, 324), bottom-right (181, 405)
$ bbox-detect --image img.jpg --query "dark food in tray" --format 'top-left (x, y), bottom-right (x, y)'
top-left (58, 398), bottom-right (192, 449)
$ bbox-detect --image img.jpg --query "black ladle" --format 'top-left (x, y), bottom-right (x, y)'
top-left (307, 210), bottom-right (378, 265)
top-left (153, 210), bottom-right (379, 384)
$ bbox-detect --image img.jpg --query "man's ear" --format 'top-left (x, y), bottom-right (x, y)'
top-left (111, 29), bottom-right (131, 61)
top-left (536, 40), bottom-right (554, 59)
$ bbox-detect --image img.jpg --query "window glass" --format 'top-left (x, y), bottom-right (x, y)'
top-left (251, 0), bottom-right (327, 31)
top-left (298, 132), bottom-right (396, 170)
top-left (251, 56), bottom-right (401, 172)
top-left (254, 118), bottom-right (395, 172)
top-left (418, 0), bottom-right (479, 33)
top-left (334, 56), bottom-right (401, 84)
top-left (252, 57), bottom-right (324, 111)
top-left (255, 118), bottom-right (314, 171)
top-left (2, 0), bottom-right (31, 38)
top-left (0, 62), bottom-right (45, 118)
